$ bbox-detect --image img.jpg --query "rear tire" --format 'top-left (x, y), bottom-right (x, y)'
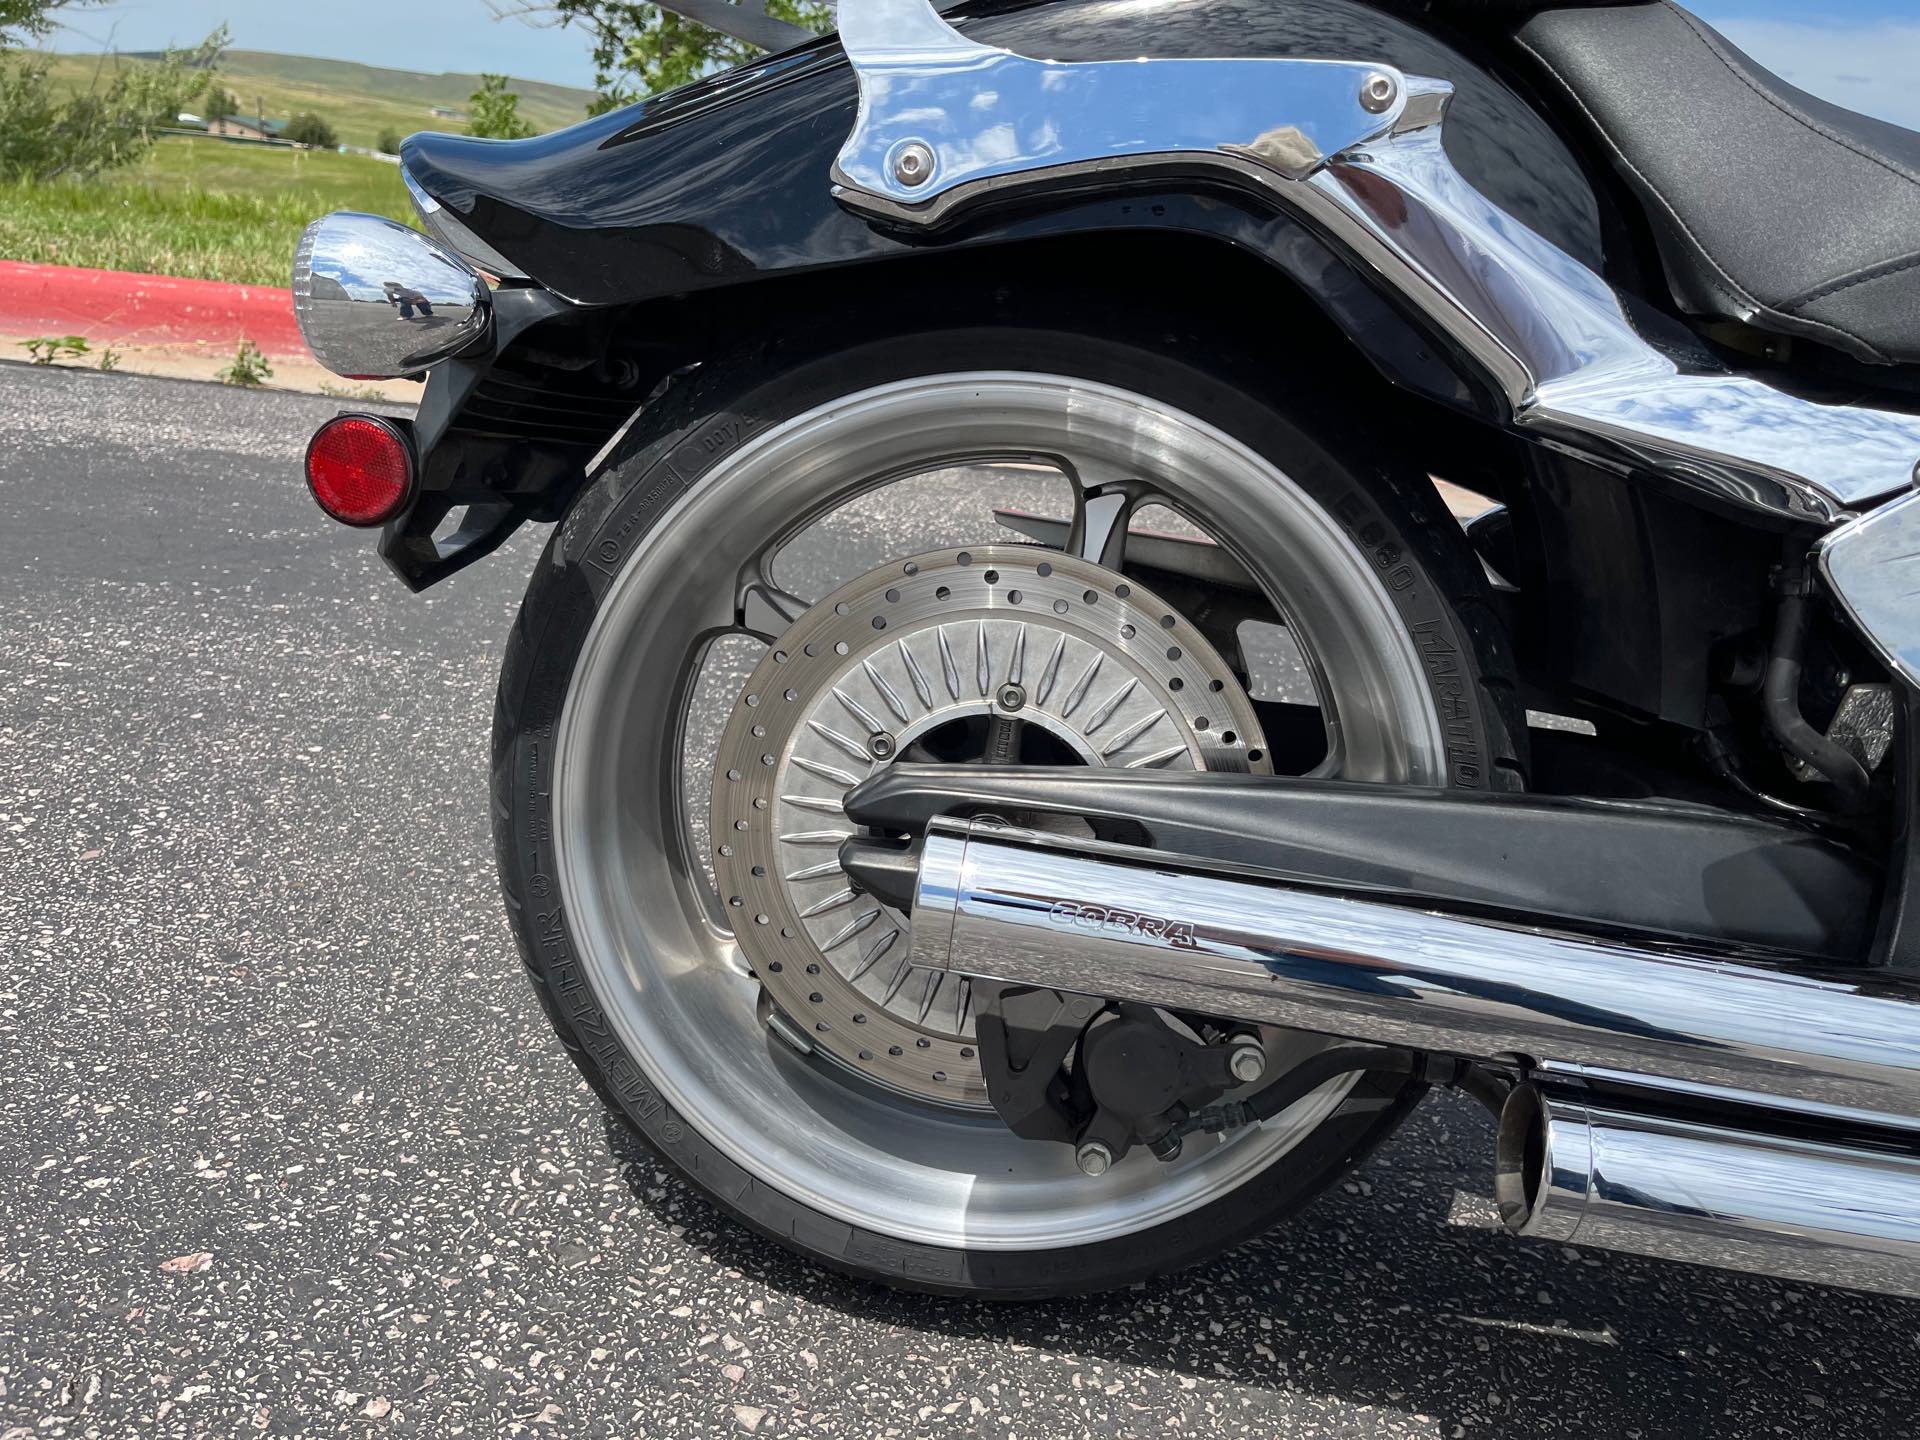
top-left (492, 313), bottom-right (1523, 1296)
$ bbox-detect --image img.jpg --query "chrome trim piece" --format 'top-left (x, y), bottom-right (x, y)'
top-left (832, 0), bottom-right (1407, 221)
top-left (1817, 486), bottom-right (1920, 692)
top-left (905, 819), bottom-right (1920, 1116)
top-left (833, 0), bottom-right (1920, 521)
top-left (1497, 1085), bottom-right (1920, 1299)
top-left (1300, 123), bottom-right (1920, 523)
top-left (291, 211), bottom-right (490, 380)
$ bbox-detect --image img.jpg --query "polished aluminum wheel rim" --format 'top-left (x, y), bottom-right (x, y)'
top-left (552, 373), bottom-right (1447, 1249)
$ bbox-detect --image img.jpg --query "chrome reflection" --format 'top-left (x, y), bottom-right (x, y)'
top-left (834, 0), bottom-right (1405, 219)
top-left (291, 211), bottom-right (490, 380)
top-left (832, 0), bottom-right (1920, 520)
top-left (1302, 119), bottom-right (1920, 523)
top-left (906, 818), bottom-right (1920, 1296)
top-left (1498, 1085), bottom-right (1920, 1299)
top-left (1818, 487), bottom-right (1920, 692)
top-left (907, 819), bottom-right (1920, 1118)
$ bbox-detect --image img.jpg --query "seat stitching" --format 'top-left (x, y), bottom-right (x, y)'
top-left (1664, 1), bottom-right (1920, 191)
top-left (1780, 248), bottom-right (1920, 312)
top-left (1518, 32), bottom-right (1889, 361)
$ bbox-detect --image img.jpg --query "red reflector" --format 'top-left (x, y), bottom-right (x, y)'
top-left (305, 415), bottom-right (415, 527)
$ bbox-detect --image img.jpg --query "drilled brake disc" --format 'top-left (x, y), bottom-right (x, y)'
top-left (710, 544), bottom-right (1270, 1109)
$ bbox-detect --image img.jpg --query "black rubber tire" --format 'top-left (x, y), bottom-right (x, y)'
top-left (491, 316), bottom-right (1525, 1298)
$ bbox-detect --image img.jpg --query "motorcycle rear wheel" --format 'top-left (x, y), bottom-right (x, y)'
top-left (492, 318), bottom-right (1522, 1296)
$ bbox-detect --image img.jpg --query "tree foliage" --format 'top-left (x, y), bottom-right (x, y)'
top-left (202, 84), bottom-right (235, 120)
top-left (503, 0), bottom-right (830, 115)
top-left (0, 27), bottom-right (225, 182)
top-left (467, 72), bottom-right (538, 139)
top-left (0, 0), bottom-right (95, 49)
top-left (283, 110), bottom-right (337, 148)
top-left (376, 125), bottom-right (404, 155)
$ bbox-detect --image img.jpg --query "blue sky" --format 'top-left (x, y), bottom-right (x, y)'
top-left (49, 1), bottom-right (1920, 127)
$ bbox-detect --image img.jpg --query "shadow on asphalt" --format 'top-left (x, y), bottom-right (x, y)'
top-left (601, 1099), bottom-right (1919, 1436)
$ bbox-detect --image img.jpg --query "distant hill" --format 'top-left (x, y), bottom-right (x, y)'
top-left (181, 50), bottom-right (596, 124)
top-left (49, 48), bottom-right (599, 148)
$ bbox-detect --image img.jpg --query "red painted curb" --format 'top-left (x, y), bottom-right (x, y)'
top-left (0, 260), bottom-right (309, 358)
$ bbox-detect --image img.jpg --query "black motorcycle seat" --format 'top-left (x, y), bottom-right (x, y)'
top-left (1518, 2), bottom-right (1920, 365)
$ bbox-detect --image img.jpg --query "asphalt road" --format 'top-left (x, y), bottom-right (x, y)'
top-left (3, 362), bottom-right (1917, 1439)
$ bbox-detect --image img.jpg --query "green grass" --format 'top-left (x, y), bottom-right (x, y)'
top-left (43, 48), bottom-right (596, 150)
top-left (0, 137), bottom-right (413, 286)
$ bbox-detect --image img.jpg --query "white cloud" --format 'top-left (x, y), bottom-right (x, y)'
top-left (1712, 18), bottom-right (1920, 131)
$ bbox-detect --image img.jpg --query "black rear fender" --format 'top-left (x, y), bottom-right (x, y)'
top-left (401, 0), bottom-right (1608, 337)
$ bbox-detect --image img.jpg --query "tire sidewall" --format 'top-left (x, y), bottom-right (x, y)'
top-left (491, 323), bottom-right (1512, 1296)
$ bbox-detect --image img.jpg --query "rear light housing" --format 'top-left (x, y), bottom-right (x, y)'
top-left (290, 210), bottom-right (491, 380)
top-left (304, 414), bottom-right (417, 527)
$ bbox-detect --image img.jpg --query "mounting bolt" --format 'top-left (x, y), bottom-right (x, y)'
top-left (893, 141), bottom-right (935, 188)
top-left (1075, 1140), bottom-right (1113, 1177)
top-left (997, 682), bottom-right (1027, 713)
top-left (1359, 71), bottom-right (1398, 114)
top-left (868, 732), bottom-right (897, 760)
top-left (1228, 1037), bottom-right (1266, 1085)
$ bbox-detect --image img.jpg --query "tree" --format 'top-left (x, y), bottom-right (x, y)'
top-left (283, 111), bottom-right (337, 148)
top-left (376, 125), bottom-right (404, 155)
top-left (202, 84), bottom-right (235, 120)
top-left (498, 0), bottom-right (829, 115)
top-left (0, 0), bottom-right (98, 49)
top-left (467, 72), bottom-right (536, 139)
top-left (0, 26), bottom-right (225, 181)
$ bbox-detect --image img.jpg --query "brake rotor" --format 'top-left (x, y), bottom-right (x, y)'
top-left (710, 544), bottom-right (1271, 1109)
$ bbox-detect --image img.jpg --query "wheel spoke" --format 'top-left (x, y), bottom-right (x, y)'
top-left (1305, 727), bottom-right (1347, 782)
top-left (1066, 488), bottom-right (1133, 569)
top-left (1063, 466), bottom-right (1155, 571)
top-left (738, 578), bottom-right (810, 642)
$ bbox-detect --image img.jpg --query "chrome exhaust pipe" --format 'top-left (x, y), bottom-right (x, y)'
top-left (902, 818), bottom-right (1920, 1295)
top-left (906, 818), bottom-right (1920, 1117)
top-left (1496, 1085), bottom-right (1920, 1298)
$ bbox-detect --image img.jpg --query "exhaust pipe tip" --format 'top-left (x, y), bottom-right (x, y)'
top-left (1494, 1084), bottom-right (1587, 1243)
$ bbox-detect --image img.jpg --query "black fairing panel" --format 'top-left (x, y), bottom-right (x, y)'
top-left (401, 0), bottom-right (1603, 309)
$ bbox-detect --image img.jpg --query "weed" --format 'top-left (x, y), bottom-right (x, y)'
top-left (19, 335), bottom-right (90, 364)
top-left (217, 339), bottom-right (273, 387)
top-left (98, 345), bottom-right (120, 372)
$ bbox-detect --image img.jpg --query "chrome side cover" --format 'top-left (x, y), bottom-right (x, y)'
top-left (292, 211), bottom-right (490, 380)
top-left (833, 0), bottom-right (1920, 523)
